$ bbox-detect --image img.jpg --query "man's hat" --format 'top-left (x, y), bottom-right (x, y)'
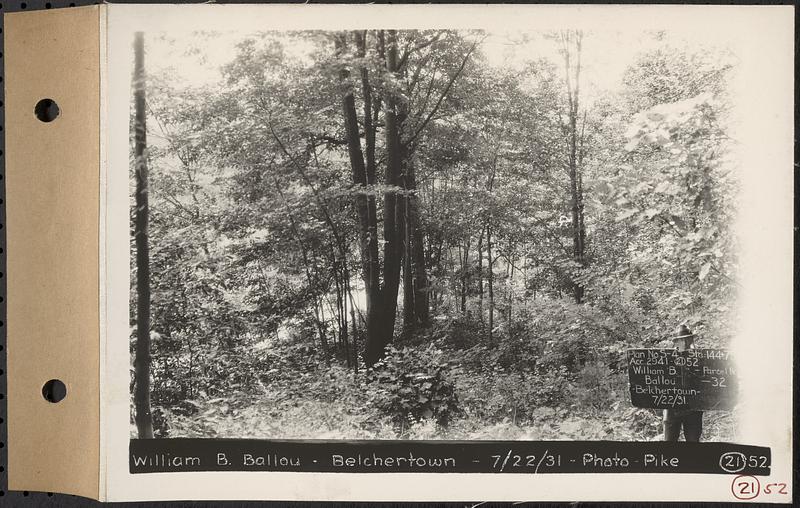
top-left (672, 324), bottom-right (695, 341)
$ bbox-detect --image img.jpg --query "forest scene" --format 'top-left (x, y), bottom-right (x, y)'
top-left (130, 29), bottom-right (740, 441)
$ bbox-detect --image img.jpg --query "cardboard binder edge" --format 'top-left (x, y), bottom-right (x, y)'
top-left (5, 5), bottom-right (102, 500)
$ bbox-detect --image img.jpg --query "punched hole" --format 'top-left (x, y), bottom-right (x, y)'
top-left (42, 379), bottom-right (67, 403)
top-left (34, 98), bottom-right (60, 123)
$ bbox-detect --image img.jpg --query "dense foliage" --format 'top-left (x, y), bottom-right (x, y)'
top-left (131, 30), bottom-right (738, 441)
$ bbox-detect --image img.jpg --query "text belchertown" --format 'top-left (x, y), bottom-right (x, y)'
top-left (332, 453), bottom-right (456, 469)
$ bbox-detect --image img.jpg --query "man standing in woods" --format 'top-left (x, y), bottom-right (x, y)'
top-left (663, 324), bottom-right (703, 442)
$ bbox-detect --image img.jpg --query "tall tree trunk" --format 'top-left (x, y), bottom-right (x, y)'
top-left (338, 32), bottom-right (385, 366)
top-left (356, 30), bottom-right (382, 313)
top-left (312, 299), bottom-right (329, 361)
top-left (562, 30), bottom-right (586, 304)
top-left (487, 223), bottom-right (494, 348)
top-left (477, 228), bottom-right (484, 326)
top-left (133, 32), bottom-right (154, 439)
top-left (508, 255), bottom-right (515, 328)
top-left (460, 239), bottom-right (470, 314)
top-left (484, 155), bottom-right (498, 342)
top-left (333, 261), bottom-right (350, 367)
top-left (350, 304), bottom-right (359, 374)
top-left (406, 159), bottom-right (429, 326)
top-left (341, 251), bottom-right (353, 366)
top-left (402, 159), bottom-right (429, 332)
top-left (403, 194), bottom-right (415, 333)
top-left (369, 29), bottom-right (405, 365)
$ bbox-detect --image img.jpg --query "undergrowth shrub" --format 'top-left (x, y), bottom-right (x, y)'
top-left (365, 345), bottom-right (460, 430)
top-left (415, 314), bottom-right (485, 351)
top-left (455, 366), bottom-right (570, 424)
top-left (569, 361), bottom-right (628, 412)
top-left (510, 299), bottom-right (633, 373)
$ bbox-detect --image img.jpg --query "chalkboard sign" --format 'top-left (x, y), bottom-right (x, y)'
top-left (627, 349), bottom-right (737, 410)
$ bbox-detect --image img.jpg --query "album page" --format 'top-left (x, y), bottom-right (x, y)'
top-left (101, 4), bottom-right (793, 502)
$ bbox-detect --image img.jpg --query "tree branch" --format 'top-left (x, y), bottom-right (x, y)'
top-left (403, 37), bottom-right (483, 152)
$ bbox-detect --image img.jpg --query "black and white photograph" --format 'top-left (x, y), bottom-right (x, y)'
top-left (128, 26), bottom-right (743, 443)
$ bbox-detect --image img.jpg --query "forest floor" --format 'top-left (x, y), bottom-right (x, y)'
top-left (160, 370), bottom-right (738, 442)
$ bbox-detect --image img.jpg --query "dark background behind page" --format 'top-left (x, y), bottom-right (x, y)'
top-left (0, 0), bottom-right (795, 507)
